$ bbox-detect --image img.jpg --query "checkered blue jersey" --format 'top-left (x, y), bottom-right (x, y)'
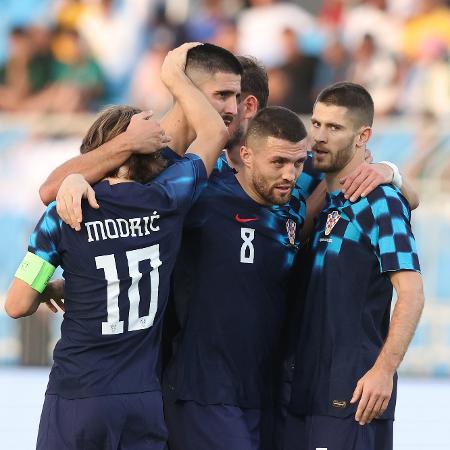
top-left (166, 160), bottom-right (307, 408)
top-left (27, 154), bottom-right (206, 399)
top-left (289, 185), bottom-right (420, 419)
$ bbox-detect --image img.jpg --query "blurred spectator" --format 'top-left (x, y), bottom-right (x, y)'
top-left (318, 0), bottom-right (345, 31)
top-left (237, 0), bottom-right (315, 69)
top-left (268, 28), bottom-right (319, 114)
top-left (347, 34), bottom-right (400, 116)
top-left (342, 0), bottom-right (402, 56)
top-left (54, 0), bottom-right (92, 31)
top-left (0, 26), bottom-right (56, 111)
top-left (403, 0), bottom-right (450, 62)
top-left (211, 20), bottom-right (238, 54)
top-left (401, 37), bottom-right (450, 118)
top-left (78, 0), bottom-right (154, 102)
top-left (22, 28), bottom-right (104, 113)
top-left (314, 37), bottom-right (349, 93)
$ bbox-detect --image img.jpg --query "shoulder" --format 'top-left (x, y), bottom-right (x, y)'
top-left (364, 185), bottom-right (411, 221)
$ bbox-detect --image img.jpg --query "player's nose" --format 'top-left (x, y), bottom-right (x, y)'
top-left (224, 97), bottom-right (238, 117)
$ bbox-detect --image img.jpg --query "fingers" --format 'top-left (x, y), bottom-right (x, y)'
top-left (44, 300), bottom-right (57, 313)
top-left (53, 298), bottom-right (65, 312)
top-left (86, 186), bottom-right (99, 209)
top-left (351, 380), bottom-right (363, 404)
top-left (358, 394), bottom-right (378, 425)
top-left (132, 110), bottom-right (154, 122)
top-left (354, 389), bottom-right (370, 424)
top-left (161, 135), bottom-right (172, 144)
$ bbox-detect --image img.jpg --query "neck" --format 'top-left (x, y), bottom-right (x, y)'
top-left (160, 103), bottom-right (196, 156)
top-left (225, 144), bottom-right (243, 172)
top-left (325, 146), bottom-right (365, 192)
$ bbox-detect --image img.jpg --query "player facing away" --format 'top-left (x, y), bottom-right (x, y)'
top-left (283, 82), bottom-right (425, 450)
top-left (163, 106), bottom-right (308, 450)
top-left (4, 43), bottom-right (231, 450)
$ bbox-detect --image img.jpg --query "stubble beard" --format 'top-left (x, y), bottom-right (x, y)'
top-left (252, 171), bottom-right (292, 205)
top-left (313, 140), bottom-right (355, 173)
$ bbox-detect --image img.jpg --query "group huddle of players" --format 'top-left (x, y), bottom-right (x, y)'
top-left (5, 42), bottom-right (424, 450)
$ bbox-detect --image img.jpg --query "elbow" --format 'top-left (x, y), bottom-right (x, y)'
top-left (39, 181), bottom-right (55, 206)
top-left (410, 195), bottom-right (420, 211)
top-left (4, 300), bottom-right (25, 319)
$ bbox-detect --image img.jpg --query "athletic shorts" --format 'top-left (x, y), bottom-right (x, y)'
top-left (163, 391), bottom-right (275, 450)
top-left (36, 391), bottom-right (168, 450)
top-left (282, 412), bottom-right (393, 450)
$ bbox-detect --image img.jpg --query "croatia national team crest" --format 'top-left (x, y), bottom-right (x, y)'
top-left (286, 219), bottom-right (297, 246)
top-left (325, 211), bottom-right (341, 236)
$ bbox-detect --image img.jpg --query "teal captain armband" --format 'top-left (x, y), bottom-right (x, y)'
top-left (15, 252), bottom-right (56, 293)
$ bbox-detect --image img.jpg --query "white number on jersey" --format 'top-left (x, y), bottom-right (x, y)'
top-left (95, 244), bottom-right (161, 335)
top-left (240, 228), bottom-right (255, 264)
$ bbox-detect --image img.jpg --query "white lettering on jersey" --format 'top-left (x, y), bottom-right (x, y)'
top-left (240, 228), bottom-right (255, 264)
top-left (85, 213), bottom-right (160, 242)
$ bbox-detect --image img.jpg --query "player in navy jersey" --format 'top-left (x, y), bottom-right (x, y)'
top-left (4, 43), bottom-right (230, 450)
top-left (283, 83), bottom-right (425, 450)
top-left (163, 105), bottom-right (308, 450)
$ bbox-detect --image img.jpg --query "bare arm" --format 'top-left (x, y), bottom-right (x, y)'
top-left (160, 43), bottom-right (229, 175)
top-left (39, 111), bottom-right (170, 205)
top-left (5, 278), bottom-right (65, 318)
top-left (351, 270), bottom-right (424, 425)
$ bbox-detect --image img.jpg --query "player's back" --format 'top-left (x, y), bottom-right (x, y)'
top-left (33, 155), bottom-right (206, 399)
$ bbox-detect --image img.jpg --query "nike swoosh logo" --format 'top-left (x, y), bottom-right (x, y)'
top-left (235, 214), bottom-right (259, 223)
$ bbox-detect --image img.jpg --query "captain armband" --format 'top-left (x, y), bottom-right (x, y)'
top-left (15, 252), bottom-right (56, 293)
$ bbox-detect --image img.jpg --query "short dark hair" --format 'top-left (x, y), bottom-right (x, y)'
top-left (245, 106), bottom-right (307, 144)
top-left (238, 56), bottom-right (269, 109)
top-left (186, 43), bottom-right (243, 76)
top-left (80, 105), bottom-right (167, 184)
top-left (316, 82), bottom-right (374, 127)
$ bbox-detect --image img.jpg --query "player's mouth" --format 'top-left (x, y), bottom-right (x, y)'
top-left (274, 184), bottom-right (294, 195)
top-left (222, 115), bottom-right (234, 127)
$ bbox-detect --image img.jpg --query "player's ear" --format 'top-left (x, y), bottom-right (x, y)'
top-left (356, 126), bottom-right (372, 148)
top-left (242, 95), bottom-right (258, 120)
top-left (240, 144), bottom-right (252, 168)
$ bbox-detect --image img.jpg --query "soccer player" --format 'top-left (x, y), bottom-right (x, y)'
top-left (4, 43), bottom-right (230, 450)
top-left (164, 105), bottom-right (308, 450)
top-left (283, 82), bottom-right (425, 450)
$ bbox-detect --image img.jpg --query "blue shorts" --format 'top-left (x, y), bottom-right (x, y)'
top-left (282, 413), bottom-right (393, 450)
top-left (37, 391), bottom-right (168, 450)
top-left (163, 395), bottom-right (271, 450)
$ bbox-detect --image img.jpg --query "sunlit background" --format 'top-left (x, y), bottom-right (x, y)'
top-left (1, 0), bottom-right (450, 448)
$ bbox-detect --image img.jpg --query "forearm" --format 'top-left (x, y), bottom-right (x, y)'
top-left (39, 133), bottom-right (132, 205)
top-left (375, 277), bottom-right (424, 373)
top-left (399, 176), bottom-right (419, 210)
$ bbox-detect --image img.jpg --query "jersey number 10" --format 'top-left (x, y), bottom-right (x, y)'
top-left (95, 244), bottom-right (161, 335)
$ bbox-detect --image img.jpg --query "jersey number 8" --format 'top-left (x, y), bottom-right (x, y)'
top-left (95, 244), bottom-right (161, 335)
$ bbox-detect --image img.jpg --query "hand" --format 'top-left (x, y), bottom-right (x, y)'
top-left (41, 279), bottom-right (65, 313)
top-left (350, 365), bottom-right (394, 425)
top-left (364, 148), bottom-right (374, 163)
top-left (161, 42), bottom-right (202, 89)
top-left (339, 162), bottom-right (392, 202)
top-left (123, 111), bottom-right (171, 154)
top-left (56, 174), bottom-right (99, 231)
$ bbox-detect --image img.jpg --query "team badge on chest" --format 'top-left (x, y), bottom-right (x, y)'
top-left (286, 219), bottom-right (297, 246)
top-left (325, 211), bottom-right (341, 236)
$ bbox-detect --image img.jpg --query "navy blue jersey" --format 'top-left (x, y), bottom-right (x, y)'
top-left (166, 162), bottom-right (306, 408)
top-left (28, 154), bottom-right (206, 399)
top-left (289, 185), bottom-right (420, 419)
top-left (296, 152), bottom-right (324, 199)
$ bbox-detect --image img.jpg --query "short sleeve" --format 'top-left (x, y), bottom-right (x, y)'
top-left (368, 187), bottom-right (420, 273)
top-left (153, 153), bottom-right (207, 213)
top-left (28, 202), bottom-right (62, 268)
top-left (296, 153), bottom-right (324, 199)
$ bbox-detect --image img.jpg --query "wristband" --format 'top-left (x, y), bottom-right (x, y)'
top-left (379, 161), bottom-right (403, 189)
top-left (15, 252), bottom-right (56, 293)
